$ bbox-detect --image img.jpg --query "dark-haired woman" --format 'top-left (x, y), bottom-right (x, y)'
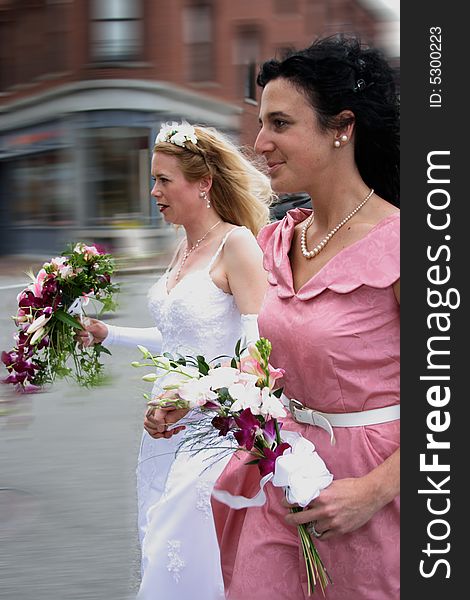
top-left (213, 35), bottom-right (400, 599)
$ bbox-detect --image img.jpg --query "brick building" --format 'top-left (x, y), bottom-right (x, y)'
top-left (0, 0), bottom-right (397, 256)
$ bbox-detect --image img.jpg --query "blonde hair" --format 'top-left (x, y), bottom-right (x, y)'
top-left (153, 125), bottom-right (274, 236)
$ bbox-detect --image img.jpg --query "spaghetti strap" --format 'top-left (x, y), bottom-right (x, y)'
top-left (165, 239), bottom-right (185, 274)
top-left (207, 226), bottom-right (244, 271)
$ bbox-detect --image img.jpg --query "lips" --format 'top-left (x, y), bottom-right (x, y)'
top-left (267, 162), bottom-right (284, 175)
top-left (157, 203), bottom-right (169, 212)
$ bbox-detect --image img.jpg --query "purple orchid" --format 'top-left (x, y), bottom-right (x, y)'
top-left (18, 290), bottom-right (44, 310)
top-left (234, 408), bottom-right (261, 451)
top-left (1, 350), bottom-right (15, 367)
top-left (37, 335), bottom-right (50, 349)
top-left (257, 442), bottom-right (291, 477)
top-left (12, 358), bottom-right (36, 375)
top-left (211, 415), bottom-right (235, 437)
top-left (262, 418), bottom-right (283, 446)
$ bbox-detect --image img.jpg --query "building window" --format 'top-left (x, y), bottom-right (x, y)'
top-left (90, 0), bottom-right (142, 62)
top-left (0, 1), bottom-right (71, 90)
top-left (83, 128), bottom-right (150, 226)
top-left (233, 28), bottom-right (261, 100)
top-left (183, 2), bottom-right (214, 82)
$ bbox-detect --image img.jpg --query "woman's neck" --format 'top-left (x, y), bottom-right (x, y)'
top-left (183, 217), bottom-right (223, 248)
top-left (305, 175), bottom-right (371, 230)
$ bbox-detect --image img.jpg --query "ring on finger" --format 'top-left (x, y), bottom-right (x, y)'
top-left (306, 521), bottom-right (323, 539)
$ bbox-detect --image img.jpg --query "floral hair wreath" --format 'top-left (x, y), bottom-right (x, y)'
top-left (155, 121), bottom-right (198, 148)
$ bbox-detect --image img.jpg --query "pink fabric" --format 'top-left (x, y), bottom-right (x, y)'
top-left (213, 209), bottom-right (400, 600)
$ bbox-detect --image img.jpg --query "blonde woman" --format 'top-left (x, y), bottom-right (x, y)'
top-left (79, 122), bottom-right (273, 599)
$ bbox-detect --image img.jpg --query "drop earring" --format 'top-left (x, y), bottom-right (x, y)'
top-left (200, 190), bottom-right (210, 209)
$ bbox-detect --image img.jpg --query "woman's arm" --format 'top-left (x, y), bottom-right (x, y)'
top-left (223, 227), bottom-right (268, 315)
top-left (104, 324), bottom-right (163, 354)
top-left (77, 318), bottom-right (163, 354)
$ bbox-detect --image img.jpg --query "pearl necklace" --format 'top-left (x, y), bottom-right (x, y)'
top-left (300, 188), bottom-right (374, 259)
top-left (174, 220), bottom-right (222, 281)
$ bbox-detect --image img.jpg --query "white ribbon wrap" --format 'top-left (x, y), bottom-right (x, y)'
top-left (67, 295), bottom-right (90, 316)
top-left (212, 430), bottom-right (333, 510)
top-left (68, 296), bottom-right (92, 343)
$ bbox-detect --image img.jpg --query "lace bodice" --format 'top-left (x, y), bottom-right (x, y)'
top-left (147, 228), bottom-right (243, 361)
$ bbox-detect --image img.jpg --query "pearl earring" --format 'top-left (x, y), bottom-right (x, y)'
top-left (334, 140), bottom-right (341, 148)
top-left (340, 134), bottom-right (348, 142)
top-left (200, 190), bottom-right (210, 209)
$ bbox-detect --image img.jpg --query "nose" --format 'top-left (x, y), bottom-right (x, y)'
top-left (254, 126), bottom-right (274, 155)
top-left (151, 183), bottom-right (161, 198)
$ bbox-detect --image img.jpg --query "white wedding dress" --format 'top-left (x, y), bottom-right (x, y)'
top-left (133, 229), bottom-right (247, 599)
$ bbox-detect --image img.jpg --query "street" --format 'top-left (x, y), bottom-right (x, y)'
top-left (0, 273), bottom-right (162, 600)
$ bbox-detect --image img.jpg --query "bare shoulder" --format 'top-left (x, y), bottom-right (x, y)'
top-left (226, 225), bottom-right (258, 241)
top-left (222, 226), bottom-right (263, 271)
top-left (224, 226), bottom-right (261, 253)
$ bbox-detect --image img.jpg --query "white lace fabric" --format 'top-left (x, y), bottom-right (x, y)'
top-left (136, 227), bottom-right (246, 600)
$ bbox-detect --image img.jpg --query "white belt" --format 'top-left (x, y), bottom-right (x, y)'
top-left (281, 394), bottom-right (400, 444)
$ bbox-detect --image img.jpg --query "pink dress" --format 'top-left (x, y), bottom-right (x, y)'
top-left (213, 209), bottom-right (400, 600)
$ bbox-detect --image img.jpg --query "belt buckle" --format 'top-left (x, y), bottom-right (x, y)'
top-left (289, 397), bottom-right (305, 419)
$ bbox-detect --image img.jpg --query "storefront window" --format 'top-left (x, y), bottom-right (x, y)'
top-left (83, 127), bottom-right (150, 226)
top-left (9, 150), bottom-right (75, 226)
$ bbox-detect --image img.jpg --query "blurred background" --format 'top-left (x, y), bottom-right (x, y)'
top-left (0, 0), bottom-right (399, 263)
top-left (0, 3), bottom-right (398, 599)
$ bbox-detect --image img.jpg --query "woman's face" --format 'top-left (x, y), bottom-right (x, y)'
top-left (150, 152), bottom-right (201, 225)
top-left (254, 78), bottom-right (332, 194)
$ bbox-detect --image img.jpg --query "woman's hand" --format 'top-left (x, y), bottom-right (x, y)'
top-left (76, 317), bottom-right (108, 347)
top-left (284, 448), bottom-right (400, 540)
top-left (143, 405), bottom-right (189, 439)
top-left (284, 476), bottom-right (382, 540)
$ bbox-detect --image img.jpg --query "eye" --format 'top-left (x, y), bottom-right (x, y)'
top-left (273, 119), bottom-right (288, 129)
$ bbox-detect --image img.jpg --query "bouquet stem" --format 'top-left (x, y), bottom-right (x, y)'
top-left (292, 507), bottom-right (332, 596)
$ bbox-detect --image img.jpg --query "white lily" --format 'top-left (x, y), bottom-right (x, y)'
top-left (27, 313), bottom-right (52, 334)
top-left (160, 367), bottom-right (200, 390)
top-left (259, 387), bottom-right (287, 419)
top-left (178, 378), bottom-right (219, 408)
top-left (228, 382), bottom-right (262, 415)
top-left (206, 366), bottom-right (240, 389)
top-left (30, 326), bottom-right (46, 345)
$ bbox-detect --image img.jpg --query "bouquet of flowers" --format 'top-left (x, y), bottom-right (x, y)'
top-left (134, 338), bottom-right (333, 596)
top-left (1, 243), bottom-right (119, 393)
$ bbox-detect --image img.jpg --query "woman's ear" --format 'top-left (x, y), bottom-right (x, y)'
top-left (335, 110), bottom-right (356, 141)
top-left (198, 176), bottom-right (213, 194)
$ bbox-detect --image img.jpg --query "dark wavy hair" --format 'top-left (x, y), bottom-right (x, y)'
top-left (257, 35), bottom-right (400, 207)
